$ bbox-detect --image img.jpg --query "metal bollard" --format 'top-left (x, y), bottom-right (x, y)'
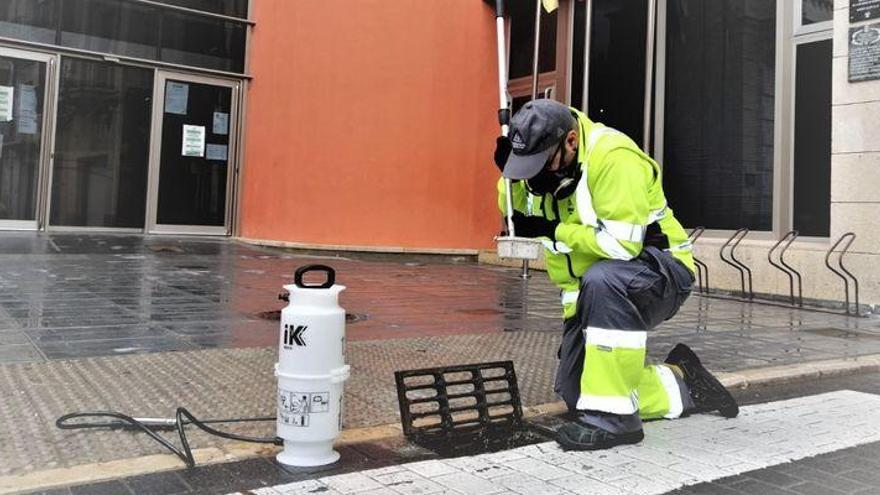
top-left (275, 265), bottom-right (350, 467)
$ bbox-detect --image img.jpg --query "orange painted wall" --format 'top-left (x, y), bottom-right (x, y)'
top-left (239, 0), bottom-right (502, 251)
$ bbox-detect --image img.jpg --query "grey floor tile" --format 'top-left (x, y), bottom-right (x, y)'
top-left (27, 325), bottom-right (173, 343)
top-left (0, 343), bottom-right (43, 363)
top-left (35, 337), bottom-right (195, 360)
top-left (123, 471), bottom-right (192, 495)
top-left (0, 331), bottom-right (30, 345)
top-left (746, 469), bottom-right (804, 488)
top-left (69, 479), bottom-right (132, 495)
top-left (23, 489), bottom-right (72, 495)
top-left (789, 481), bottom-right (847, 495)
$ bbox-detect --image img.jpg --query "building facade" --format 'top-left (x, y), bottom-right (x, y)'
top-left (237, 0), bottom-right (501, 253)
top-left (0, 0), bottom-right (877, 309)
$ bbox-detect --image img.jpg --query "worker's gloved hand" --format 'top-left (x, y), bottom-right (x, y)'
top-left (494, 136), bottom-right (512, 173)
top-left (511, 211), bottom-right (559, 240)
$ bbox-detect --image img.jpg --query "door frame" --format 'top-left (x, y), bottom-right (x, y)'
top-left (788, 28), bottom-right (833, 240)
top-left (574, 0), bottom-right (657, 153)
top-left (146, 70), bottom-right (241, 236)
top-left (0, 46), bottom-right (59, 231)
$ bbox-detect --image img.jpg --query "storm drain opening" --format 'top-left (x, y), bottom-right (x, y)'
top-left (394, 361), bottom-right (551, 456)
top-left (148, 245), bottom-right (185, 253)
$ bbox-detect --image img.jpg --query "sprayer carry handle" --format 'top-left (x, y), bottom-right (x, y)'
top-left (294, 265), bottom-right (336, 289)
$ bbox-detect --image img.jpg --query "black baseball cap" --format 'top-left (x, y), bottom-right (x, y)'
top-left (502, 99), bottom-right (576, 180)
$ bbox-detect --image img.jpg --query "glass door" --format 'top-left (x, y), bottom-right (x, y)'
top-left (147, 71), bottom-right (239, 235)
top-left (569, 0), bottom-right (656, 151)
top-left (0, 47), bottom-right (55, 230)
top-left (49, 58), bottom-right (153, 230)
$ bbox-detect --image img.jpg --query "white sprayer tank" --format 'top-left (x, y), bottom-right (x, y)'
top-left (276, 264), bottom-right (349, 467)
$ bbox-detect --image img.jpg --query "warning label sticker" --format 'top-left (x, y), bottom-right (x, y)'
top-left (280, 413), bottom-right (309, 427)
top-left (310, 392), bottom-right (330, 412)
top-left (278, 390), bottom-right (330, 427)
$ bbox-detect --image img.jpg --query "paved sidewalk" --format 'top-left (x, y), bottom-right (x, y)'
top-left (672, 442), bottom-right (880, 495)
top-left (47, 370), bottom-right (880, 495)
top-left (1, 233), bottom-right (875, 364)
top-left (1, 233), bottom-right (879, 484)
top-left (237, 390), bottom-right (880, 495)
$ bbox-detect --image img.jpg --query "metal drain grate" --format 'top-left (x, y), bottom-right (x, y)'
top-left (394, 361), bottom-right (524, 441)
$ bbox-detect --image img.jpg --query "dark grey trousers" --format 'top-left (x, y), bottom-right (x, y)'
top-left (554, 246), bottom-right (696, 433)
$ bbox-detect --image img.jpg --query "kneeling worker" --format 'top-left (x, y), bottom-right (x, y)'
top-left (495, 99), bottom-right (739, 451)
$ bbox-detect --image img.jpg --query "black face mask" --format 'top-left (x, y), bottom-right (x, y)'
top-left (526, 141), bottom-right (579, 197)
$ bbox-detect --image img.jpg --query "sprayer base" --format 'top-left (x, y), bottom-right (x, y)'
top-left (276, 444), bottom-right (340, 467)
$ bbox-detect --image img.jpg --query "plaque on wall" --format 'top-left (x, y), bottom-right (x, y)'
top-left (852, 0), bottom-right (880, 22)
top-left (849, 23), bottom-right (880, 82)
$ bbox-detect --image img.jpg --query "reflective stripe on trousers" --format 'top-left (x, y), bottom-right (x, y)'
top-left (553, 247), bottom-right (695, 432)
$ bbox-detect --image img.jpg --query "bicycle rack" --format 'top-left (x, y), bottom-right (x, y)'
top-left (824, 233), bottom-right (860, 316)
top-left (689, 229), bottom-right (864, 318)
top-left (720, 228), bottom-right (753, 300)
top-left (767, 230), bottom-right (802, 307)
top-left (689, 227), bottom-right (709, 294)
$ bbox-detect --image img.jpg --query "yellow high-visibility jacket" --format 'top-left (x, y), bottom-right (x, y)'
top-left (498, 108), bottom-right (695, 319)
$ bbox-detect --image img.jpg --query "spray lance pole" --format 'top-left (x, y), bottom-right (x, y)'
top-left (493, 0), bottom-right (516, 237)
top-left (492, 0), bottom-right (543, 265)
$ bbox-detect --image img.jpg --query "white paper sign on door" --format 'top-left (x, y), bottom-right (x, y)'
top-left (182, 125), bottom-right (206, 157)
top-left (0, 86), bottom-right (14, 122)
top-left (165, 82), bottom-right (189, 115)
top-left (212, 112), bottom-right (229, 135)
top-left (16, 85), bottom-right (38, 135)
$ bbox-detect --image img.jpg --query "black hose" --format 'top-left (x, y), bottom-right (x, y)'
top-left (57, 408), bottom-right (282, 468)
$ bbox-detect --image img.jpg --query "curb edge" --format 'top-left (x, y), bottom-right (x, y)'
top-left (4, 354), bottom-right (880, 494)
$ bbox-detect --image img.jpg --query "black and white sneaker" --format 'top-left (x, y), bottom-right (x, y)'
top-left (665, 343), bottom-right (739, 418)
top-left (556, 421), bottom-right (644, 451)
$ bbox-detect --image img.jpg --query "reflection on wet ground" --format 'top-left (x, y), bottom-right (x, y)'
top-left (0, 232), bottom-right (876, 364)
